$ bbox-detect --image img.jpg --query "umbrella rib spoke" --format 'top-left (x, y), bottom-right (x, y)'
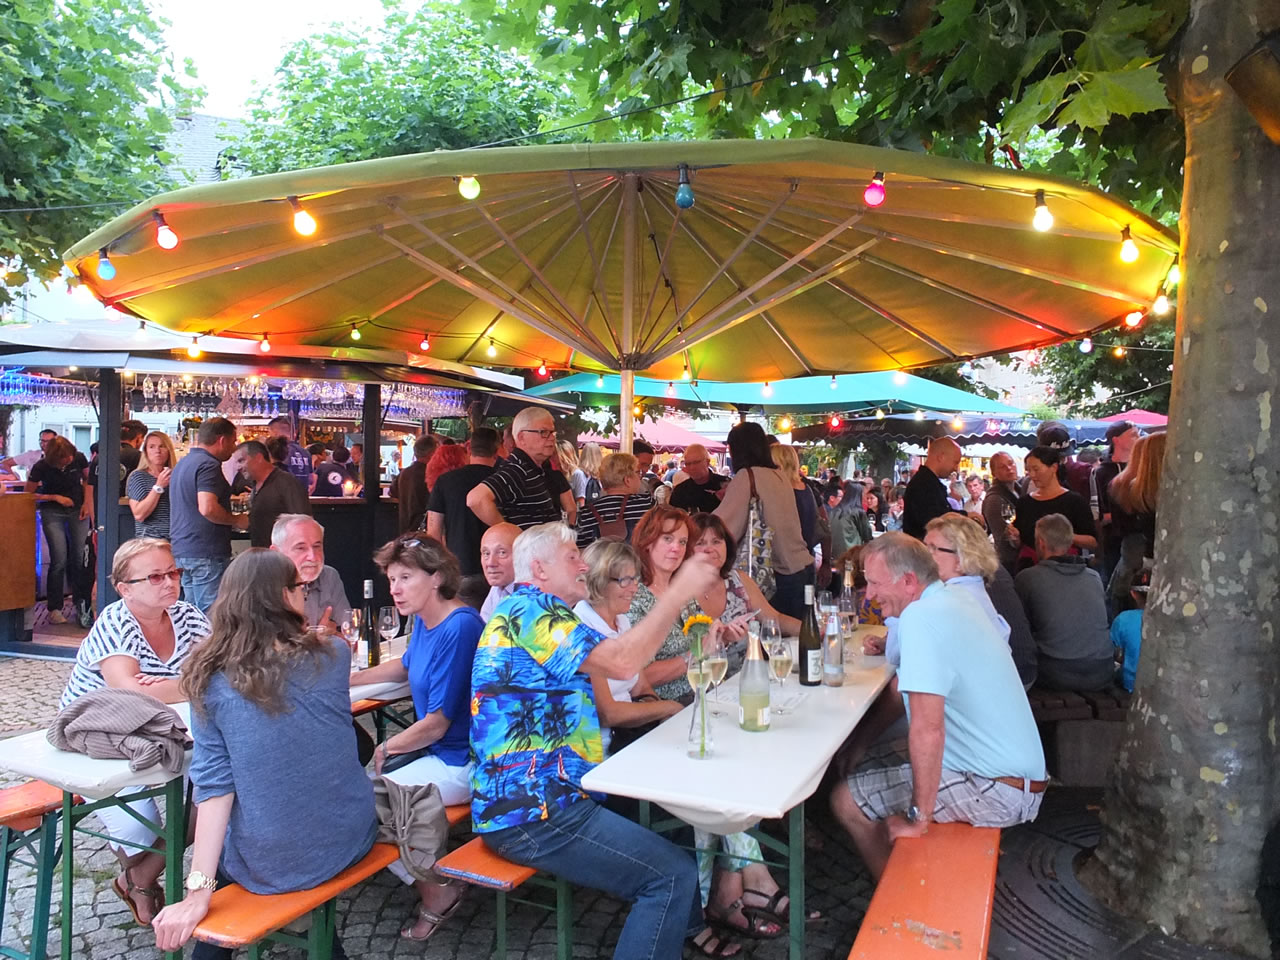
top-left (570, 174), bottom-right (621, 346)
top-left (634, 186), bottom-right (685, 353)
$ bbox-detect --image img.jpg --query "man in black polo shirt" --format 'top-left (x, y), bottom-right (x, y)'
top-left (467, 408), bottom-right (562, 529)
top-left (902, 436), bottom-right (963, 539)
top-left (426, 427), bottom-right (499, 607)
top-left (670, 442), bottom-right (727, 513)
top-left (236, 440), bottom-right (312, 547)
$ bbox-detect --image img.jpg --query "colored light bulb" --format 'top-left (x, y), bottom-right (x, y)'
top-left (1120, 226), bottom-right (1139, 263)
top-left (458, 176), bottom-right (481, 200)
top-left (863, 173), bottom-right (886, 207)
top-left (259, 335), bottom-right (271, 353)
top-left (96, 250), bottom-right (116, 280)
top-left (1079, 338), bottom-right (1093, 354)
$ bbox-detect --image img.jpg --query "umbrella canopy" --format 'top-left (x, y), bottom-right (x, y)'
top-left (1099, 408), bottom-right (1167, 426)
top-left (65, 139), bottom-right (1177, 385)
top-left (527, 370), bottom-right (1023, 415)
top-left (793, 413), bottom-right (1113, 447)
top-left (578, 420), bottom-right (726, 454)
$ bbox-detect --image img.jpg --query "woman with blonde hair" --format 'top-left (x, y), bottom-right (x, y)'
top-left (1108, 431), bottom-right (1166, 558)
top-left (770, 443), bottom-right (820, 555)
top-left (127, 431), bottom-right (178, 539)
top-left (575, 441), bottom-right (604, 506)
top-left (152, 549), bottom-right (376, 959)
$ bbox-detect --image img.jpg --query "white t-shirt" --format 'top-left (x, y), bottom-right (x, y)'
top-left (572, 601), bottom-right (636, 753)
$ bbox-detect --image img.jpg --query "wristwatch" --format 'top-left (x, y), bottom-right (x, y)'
top-left (152, 484), bottom-right (165, 494)
top-left (186, 870), bottom-right (217, 893)
top-left (903, 804), bottom-right (921, 824)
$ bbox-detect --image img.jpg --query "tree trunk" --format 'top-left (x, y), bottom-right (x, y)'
top-left (1085, 1), bottom-right (1280, 954)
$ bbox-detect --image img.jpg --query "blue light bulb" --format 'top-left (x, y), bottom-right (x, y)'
top-left (675, 183), bottom-right (695, 209)
top-left (96, 252), bottom-right (116, 280)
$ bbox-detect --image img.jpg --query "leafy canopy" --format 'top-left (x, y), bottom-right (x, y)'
top-left (1037, 317), bottom-right (1173, 415)
top-left (469, 0), bottom-right (1187, 223)
top-left (0, 0), bottom-right (197, 303)
top-left (226, 4), bottom-right (574, 176)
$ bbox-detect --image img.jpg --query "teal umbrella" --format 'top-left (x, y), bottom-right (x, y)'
top-left (526, 371), bottom-right (1023, 415)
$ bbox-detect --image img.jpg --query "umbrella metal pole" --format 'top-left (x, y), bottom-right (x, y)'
top-left (620, 174), bottom-right (636, 454)
top-left (95, 368), bottom-right (123, 611)
top-left (361, 384), bottom-right (381, 581)
top-left (619, 369), bottom-right (634, 453)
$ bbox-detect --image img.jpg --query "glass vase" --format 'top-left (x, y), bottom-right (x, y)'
top-left (686, 681), bottom-right (713, 759)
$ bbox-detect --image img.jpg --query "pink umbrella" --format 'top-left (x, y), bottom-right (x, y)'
top-left (578, 420), bottom-right (726, 454)
top-left (1099, 409), bottom-right (1168, 426)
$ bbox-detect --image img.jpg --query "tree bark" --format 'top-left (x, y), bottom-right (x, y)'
top-left (1085, 1), bottom-right (1280, 954)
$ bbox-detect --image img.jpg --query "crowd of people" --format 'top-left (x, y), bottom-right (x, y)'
top-left (35, 403), bottom-right (1166, 959)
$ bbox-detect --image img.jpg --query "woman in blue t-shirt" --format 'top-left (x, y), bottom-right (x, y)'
top-left (352, 534), bottom-right (483, 942)
top-left (151, 549), bottom-right (376, 960)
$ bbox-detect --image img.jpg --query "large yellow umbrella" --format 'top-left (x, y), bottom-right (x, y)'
top-left (65, 138), bottom-right (1177, 449)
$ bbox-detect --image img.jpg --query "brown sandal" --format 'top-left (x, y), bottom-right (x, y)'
top-left (400, 886), bottom-right (464, 941)
top-left (705, 898), bottom-right (782, 939)
top-left (111, 871), bottom-right (165, 927)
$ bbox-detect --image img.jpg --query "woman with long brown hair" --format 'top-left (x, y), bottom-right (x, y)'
top-left (151, 549), bottom-right (376, 960)
top-left (1108, 431), bottom-right (1167, 558)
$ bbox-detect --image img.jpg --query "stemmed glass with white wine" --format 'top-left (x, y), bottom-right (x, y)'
top-left (702, 633), bottom-right (729, 715)
top-left (378, 605), bottom-right (400, 657)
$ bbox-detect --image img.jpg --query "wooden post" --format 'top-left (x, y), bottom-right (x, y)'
top-left (95, 368), bottom-right (123, 610)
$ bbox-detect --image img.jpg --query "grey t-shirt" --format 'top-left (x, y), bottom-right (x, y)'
top-left (169, 448), bottom-right (231, 559)
top-left (303, 565), bottom-right (352, 627)
top-left (1014, 557), bottom-right (1113, 664)
top-left (188, 636), bottom-right (377, 894)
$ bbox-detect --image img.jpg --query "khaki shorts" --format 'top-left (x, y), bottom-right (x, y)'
top-left (847, 763), bottom-right (1042, 828)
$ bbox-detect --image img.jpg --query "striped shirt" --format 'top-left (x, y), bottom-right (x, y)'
top-left (575, 493), bottom-right (655, 548)
top-left (126, 469), bottom-right (170, 540)
top-left (59, 600), bottom-right (211, 709)
top-left (480, 448), bottom-right (562, 530)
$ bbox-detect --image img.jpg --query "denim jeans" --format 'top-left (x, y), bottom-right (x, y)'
top-left (39, 505), bottom-right (92, 611)
top-left (176, 556), bottom-right (231, 614)
top-left (484, 799), bottom-right (702, 960)
top-left (770, 564), bottom-right (814, 621)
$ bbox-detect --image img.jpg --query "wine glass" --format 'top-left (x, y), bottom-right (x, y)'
top-left (378, 606), bottom-right (400, 655)
top-left (702, 632), bottom-right (729, 715)
top-left (341, 611), bottom-right (362, 670)
top-left (768, 637), bottom-right (793, 714)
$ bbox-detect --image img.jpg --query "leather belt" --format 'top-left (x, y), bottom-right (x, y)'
top-left (994, 776), bottom-right (1048, 793)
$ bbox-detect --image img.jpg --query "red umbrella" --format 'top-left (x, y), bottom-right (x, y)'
top-left (578, 420), bottom-right (726, 454)
top-left (1099, 408), bottom-right (1167, 426)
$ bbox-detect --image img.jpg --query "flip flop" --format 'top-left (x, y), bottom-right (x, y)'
top-left (400, 886), bottom-right (464, 941)
top-left (705, 898), bottom-right (782, 940)
top-left (111, 873), bottom-right (164, 927)
top-left (740, 887), bottom-right (822, 925)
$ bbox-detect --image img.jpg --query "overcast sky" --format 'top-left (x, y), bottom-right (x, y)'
top-left (154, 0), bottom-right (393, 118)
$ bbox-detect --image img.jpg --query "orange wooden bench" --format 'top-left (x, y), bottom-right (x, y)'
top-left (848, 823), bottom-right (1001, 960)
top-left (0, 781), bottom-right (77, 960)
top-left (436, 837), bottom-right (572, 960)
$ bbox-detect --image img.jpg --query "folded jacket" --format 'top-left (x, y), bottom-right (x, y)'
top-left (48, 687), bottom-right (191, 773)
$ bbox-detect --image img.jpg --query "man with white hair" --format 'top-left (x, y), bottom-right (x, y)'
top-left (466, 407), bottom-right (563, 529)
top-left (830, 532), bottom-right (1045, 882)
top-left (669, 442), bottom-right (726, 513)
top-left (270, 514), bottom-right (350, 631)
top-left (902, 436), bottom-right (963, 539)
top-left (470, 522), bottom-right (731, 959)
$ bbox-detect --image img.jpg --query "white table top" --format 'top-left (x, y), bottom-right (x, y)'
top-left (0, 679), bottom-right (412, 802)
top-left (582, 647), bottom-right (893, 834)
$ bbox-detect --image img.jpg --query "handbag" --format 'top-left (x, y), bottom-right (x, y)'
top-left (734, 468), bottom-right (776, 598)
top-left (373, 776), bottom-right (449, 882)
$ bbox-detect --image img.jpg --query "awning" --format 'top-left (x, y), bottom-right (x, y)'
top-left (793, 413), bottom-right (1114, 447)
top-left (578, 419), bottom-right (726, 454)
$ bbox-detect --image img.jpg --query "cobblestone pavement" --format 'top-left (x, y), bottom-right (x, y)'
top-left (0, 656), bottom-right (876, 959)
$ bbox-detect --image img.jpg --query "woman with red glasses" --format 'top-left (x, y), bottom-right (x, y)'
top-left (56, 537), bottom-right (212, 927)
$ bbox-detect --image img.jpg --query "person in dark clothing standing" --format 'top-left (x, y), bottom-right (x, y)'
top-left (1092, 421), bottom-right (1141, 586)
top-left (669, 443), bottom-right (727, 513)
top-left (902, 437), bottom-right (963, 539)
top-left (26, 435), bottom-right (92, 625)
top-left (395, 434), bottom-right (438, 533)
top-left (426, 427), bottom-right (500, 607)
top-left (981, 452), bottom-right (1022, 574)
top-left (267, 416), bottom-right (313, 493)
top-left (236, 440), bottom-right (312, 548)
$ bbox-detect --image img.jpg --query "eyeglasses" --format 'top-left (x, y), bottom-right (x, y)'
top-left (518, 428), bottom-right (556, 439)
top-left (925, 543), bottom-right (957, 555)
top-left (120, 569), bottom-right (183, 586)
top-left (609, 575), bottom-right (640, 588)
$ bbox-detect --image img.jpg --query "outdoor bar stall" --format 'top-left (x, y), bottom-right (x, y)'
top-left (0, 328), bottom-right (569, 648)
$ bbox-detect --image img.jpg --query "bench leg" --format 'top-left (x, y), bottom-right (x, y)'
top-left (0, 826), bottom-right (11, 940)
top-left (306, 900), bottom-right (336, 960)
top-left (27, 813), bottom-right (58, 960)
top-left (495, 890), bottom-right (507, 960)
top-left (787, 802), bottom-right (805, 960)
top-left (59, 792), bottom-right (73, 960)
top-left (554, 877), bottom-right (572, 960)
top-left (162, 776), bottom-right (187, 960)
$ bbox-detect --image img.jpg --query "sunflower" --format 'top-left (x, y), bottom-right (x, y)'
top-left (681, 614), bottom-right (714, 636)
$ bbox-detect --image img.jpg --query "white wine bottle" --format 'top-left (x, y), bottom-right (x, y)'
top-left (738, 626), bottom-right (771, 731)
top-left (798, 583), bottom-right (822, 686)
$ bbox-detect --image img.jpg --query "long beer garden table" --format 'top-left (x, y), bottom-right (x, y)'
top-left (582, 629), bottom-right (893, 960)
top-left (0, 679), bottom-right (412, 960)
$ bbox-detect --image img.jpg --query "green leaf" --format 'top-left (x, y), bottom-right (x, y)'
top-left (1000, 71), bottom-right (1073, 143)
top-left (1059, 64), bottom-right (1169, 130)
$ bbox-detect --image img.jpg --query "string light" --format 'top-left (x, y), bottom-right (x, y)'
top-left (259, 334), bottom-right (271, 353)
top-left (779, 416), bottom-right (792, 431)
top-left (633, 404), bottom-right (642, 417)
top-left (1124, 311), bottom-right (1144, 328)
top-left (1113, 345), bottom-right (1127, 358)
top-left (153, 212), bottom-right (179, 250)
top-left (1153, 290), bottom-right (1170, 315)
top-left (419, 333), bottom-right (431, 351)
top-left (349, 323), bottom-right (362, 341)
top-left (829, 375), bottom-right (838, 390)
top-left (914, 409), bottom-right (925, 420)
top-left (666, 382), bottom-right (675, 397)
top-left (761, 381), bottom-right (773, 398)
top-left (690, 379), bottom-right (699, 387)
top-left (1032, 190), bottom-right (1053, 232)
top-left (675, 163), bottom-right (695, 209)
top-left (187, 336), bottom-right (202, 359)
top-left (1167, 260), bottom-right (1181, 285)
top-left (893, 370), bottom-right (908, 386)
top-left (829, 414), bottom-right (841, 428)
top-left (537, 360), bottom-right (548, 377)
top-left (951, 417), bottom-right (964, 430)
top-left (863, 172), bottom-right (886, 208)
top-left (68, 365), bottom-right (78, 372)
top-left (288, 196), bottom-right (316, 236)
top-left (1120, 226), bottom-right (1139, 263)
top-left (681, 363), bottom-right (691, 381)
top-left (875, 407), bottom-right (885, 419)
top-left (1079, 337), bottom-right (1093, 353)
top-left (133, 320), bottom-right (147, 340)
top-left (458, 176), bottom-right (481, 200)
top-left (486, 338), bottom-right (497, 358)
top-left (123, 370), bottom-right (134, 378)
top-left (596, 373), bottom-right (605, 388)
top-left (96, 249), bottom-right (116, 280)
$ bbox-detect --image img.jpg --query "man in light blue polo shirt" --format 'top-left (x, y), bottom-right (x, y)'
top-left (830, 532), bottom-right (1046, 880)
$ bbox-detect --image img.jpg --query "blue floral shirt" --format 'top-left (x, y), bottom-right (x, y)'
top-left (469, 585), bottom-right (605, 833)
